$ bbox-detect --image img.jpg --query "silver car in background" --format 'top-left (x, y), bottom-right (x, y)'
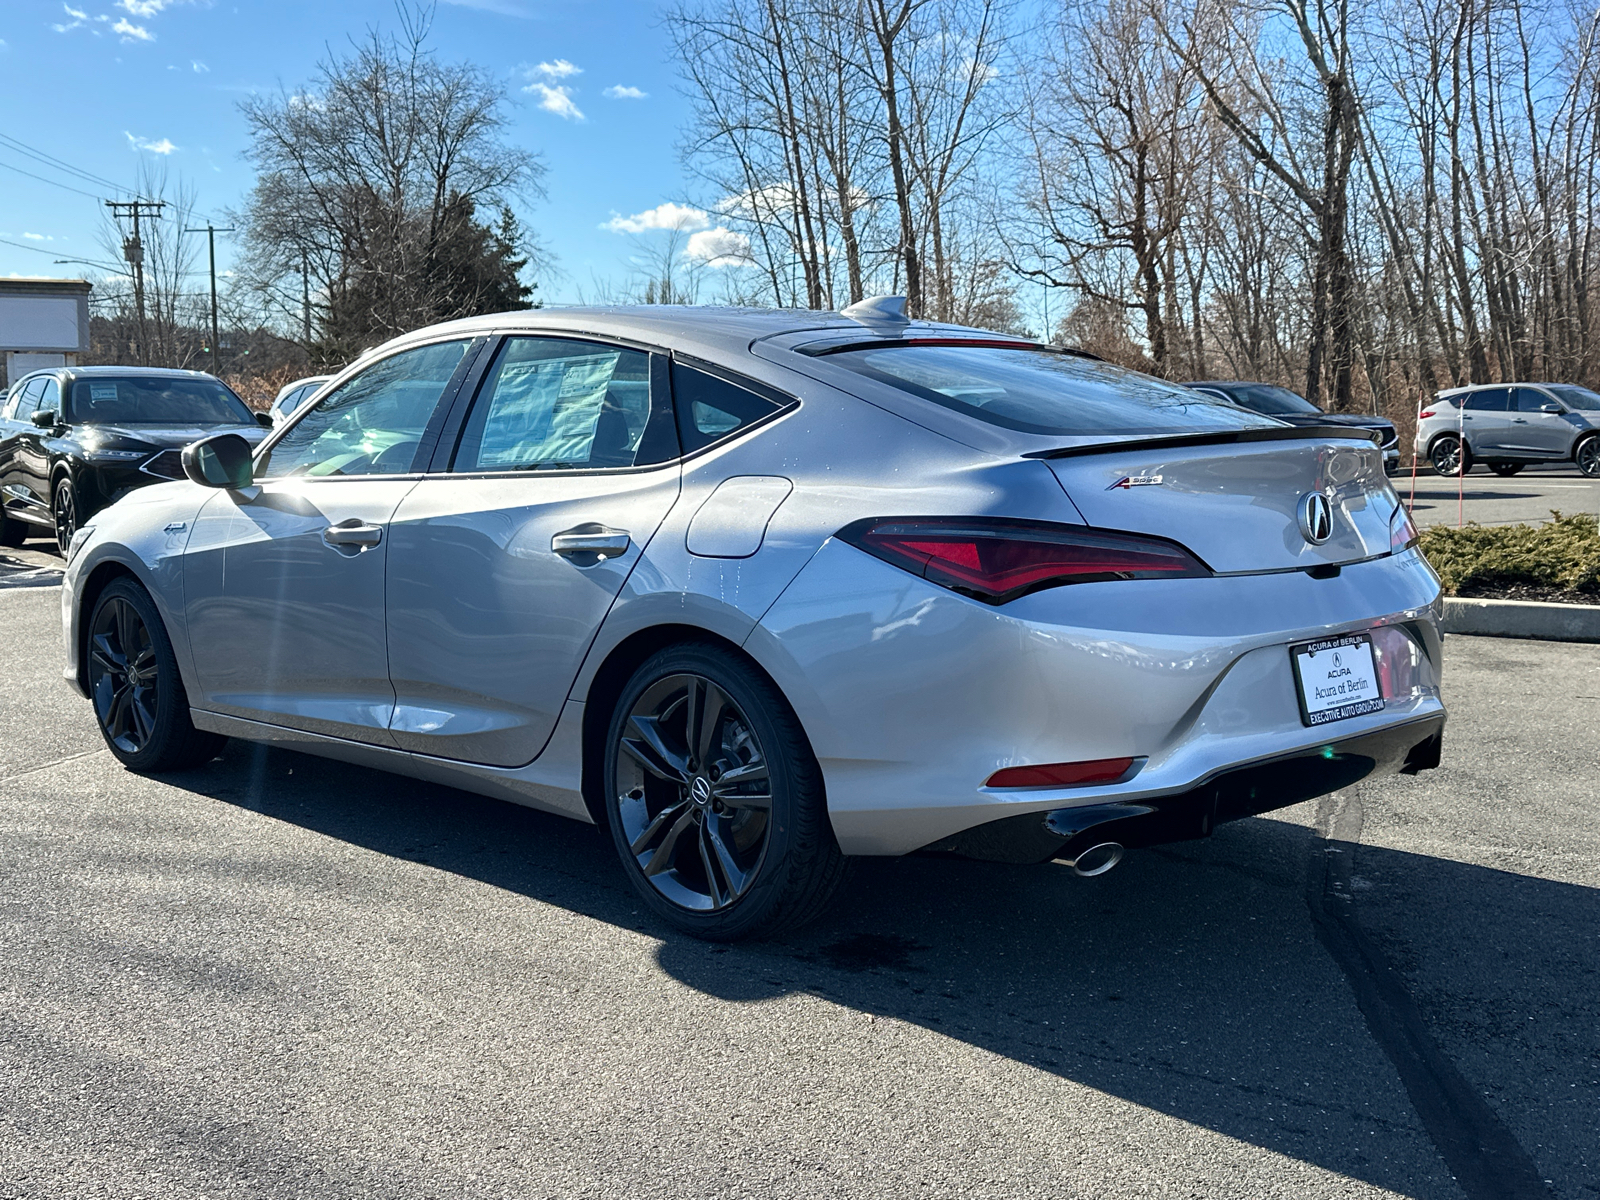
top-left (60, 300), bottom-right (1446, 939)
top-left (1414, 382), bottom-right (1600, 476)
top-left (269, 374), bottom-right (335, 427)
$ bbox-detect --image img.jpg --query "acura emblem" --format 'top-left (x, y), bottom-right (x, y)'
top-left (1298, 492), bottom-right (1334, 545)
top-left (691, 776), bottom-right (712, 804)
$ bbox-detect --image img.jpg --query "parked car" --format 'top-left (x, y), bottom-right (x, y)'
top-left (60, 301), bottom-right (1445, 940)
top-left (1413, 382), bottom-right (1600, 477)
top-left (269, 374), bottom-right (334, 426)
top-left (0, 366), bottom-right (269, 551)
top-left (1188, 380), bottom-right (1401, 475)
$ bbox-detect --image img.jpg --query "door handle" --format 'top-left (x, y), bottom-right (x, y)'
top-left (322, 520), bottom-right (383, 554)
top-left (1512, 418), bottom-right (1529, 424)
top-left (551, 525), bottom-right (631, 561)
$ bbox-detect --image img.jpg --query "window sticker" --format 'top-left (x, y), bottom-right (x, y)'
top-left (89, 383), bottom-right (120, 402)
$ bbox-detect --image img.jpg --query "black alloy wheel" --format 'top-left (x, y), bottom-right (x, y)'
top-left (604, 644), bottom-right (846, 940)
top-left (1430, 435), bottom-right (1469, 477)
top-left (1488, 462), bottom-right (1524, 477)
top-left (86, 578), bottom-right (226, 771)
top-left (53, 479), bottom-right (77, 554)
top-left (1576, 436), bottom-right (1600, 478)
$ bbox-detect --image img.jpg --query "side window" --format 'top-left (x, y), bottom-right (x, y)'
top-left (1463, 388), bottom-right (1509, 412)
top-left (12, 379), bottom-right (46, 420)
top-left (36, 379), bottom-right (60, 417)
top-left (259, 340), bottom-right (471, 479)
top-left (279, 385), bottom-right (310, 416)
top-left (1515, 388), bottom-right (1557, 413)
top-left (452, 337), bottom-right (676, 472)
top-left (669, 361), bottom-right (783, 455)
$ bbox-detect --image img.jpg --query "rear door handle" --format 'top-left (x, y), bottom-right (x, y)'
top-left (1512, 418), bottom-right (1529, 424)
top-left (323, 520), bottom-right (384, 554)
top-left (552, 525), bottom-right (631, 561)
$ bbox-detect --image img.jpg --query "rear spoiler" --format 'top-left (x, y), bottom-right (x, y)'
top-left (1023, 425), bottom-right (1383, 460)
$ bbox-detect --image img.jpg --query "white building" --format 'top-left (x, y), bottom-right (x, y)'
top-left (0, 278), bottom-right (92, 387)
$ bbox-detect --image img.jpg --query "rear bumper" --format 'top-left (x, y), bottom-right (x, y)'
top-left (922, 714), bottom-right (1445, 864)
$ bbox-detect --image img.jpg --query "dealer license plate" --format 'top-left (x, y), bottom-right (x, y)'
top-left (1291, 634), bottom-right (1385, 726)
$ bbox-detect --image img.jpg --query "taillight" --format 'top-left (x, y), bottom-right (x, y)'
top-left (1417, 410), bottom-right (1436, 420)
top-left (837, 517), bottom-right (1210, 604)
top-left (986, 757), bottom-right (1136, 788)
top-left (1370, 624), bottom-right (1425, 700)
top-left (1389, 504), bottom-right (1418, 553)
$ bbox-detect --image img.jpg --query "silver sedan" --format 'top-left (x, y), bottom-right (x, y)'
top-left (59, 300), bottom-right (1446, 939)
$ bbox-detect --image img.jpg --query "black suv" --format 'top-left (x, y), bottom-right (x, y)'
top-left (0, 366), bottom-right (269, 551)
top-left (1187, 380), bottom-right (1401, 475)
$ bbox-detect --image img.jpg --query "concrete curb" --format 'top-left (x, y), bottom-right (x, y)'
top-left (1442, 596), bottom-right (1600, 642)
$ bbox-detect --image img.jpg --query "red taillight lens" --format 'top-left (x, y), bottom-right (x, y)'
top-left (838, 517), bottom-right (1210, 604)
top-left (1417, 410), bottom-right (1436, 420)
top-left (986, 757), bottom-right (1136, 788)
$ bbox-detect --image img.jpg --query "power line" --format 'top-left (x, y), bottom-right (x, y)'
top-left (0, 158), bottom-right (107, 201)
top-left (0, 132), bottom-right (130, 195)
top-left (0, 235), bottom-right (119, 271)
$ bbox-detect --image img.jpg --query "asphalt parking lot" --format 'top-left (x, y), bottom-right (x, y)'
top-left (1, 585), bottom-right (1596, 1199)
top-left (1401, 464), bottom-right (1600, 528)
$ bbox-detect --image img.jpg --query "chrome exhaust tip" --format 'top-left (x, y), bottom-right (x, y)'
top-left (1065, 842), bottom-right (1124, 878)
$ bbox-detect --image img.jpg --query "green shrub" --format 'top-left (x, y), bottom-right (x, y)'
top-left (1417, 512), bottom-right (1600, 595)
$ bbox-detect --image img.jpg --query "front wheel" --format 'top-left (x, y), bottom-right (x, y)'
top-left (1430, 435), bottom-right (1470, 477)
top-left (1576, 436), bottom-right (1600, 478)
top-left (53, 478), bottom-right (78, 554)
top-left (604, 643), bottom-right (846, 941)
top-left (86, 578), bottom-right (226, 771)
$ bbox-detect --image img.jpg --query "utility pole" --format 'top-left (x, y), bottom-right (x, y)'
top-left (183, 222), bottom-right (235, 370)
top-left (106, 199), bottom-right (165, 365)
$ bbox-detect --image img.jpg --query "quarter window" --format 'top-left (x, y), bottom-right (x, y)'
top-left (452, 337), bottom-right (675, 472)
top-left (260, 340), bottom-right (471, 478)
top-left (670, 361), bottom-right (783, 454)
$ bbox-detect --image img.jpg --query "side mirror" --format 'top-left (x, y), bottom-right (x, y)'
top-left (255, 411), bottom-right (273, 428)
top-left (182, 432), bottom-right (255, 489)
top-left (30, 409), bottom-right (56, 429)
top-left (1541, 403), bottom-right (1563, 414)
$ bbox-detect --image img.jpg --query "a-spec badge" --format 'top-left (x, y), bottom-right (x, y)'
top-left (1107, 474), bottom-right (1164, 490)
top-left (1298, 492), bottom-right (1334, 545)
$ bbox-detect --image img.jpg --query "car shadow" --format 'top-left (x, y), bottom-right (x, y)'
top-left (173, 739), bottom-right (1596, 1198)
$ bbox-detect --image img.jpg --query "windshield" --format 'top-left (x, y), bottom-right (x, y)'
top-left (66, 377), bottom-right (254, 426)
top-left (1544, 385), bottom-right (1600, 412)
top-left (1211, 383), bottom-right (1321, 416)
top-left (826, 346), bottom-right (1284, 437)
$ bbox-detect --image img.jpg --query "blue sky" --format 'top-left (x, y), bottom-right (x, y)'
top-left (0, 0), bottom-right (702, 305)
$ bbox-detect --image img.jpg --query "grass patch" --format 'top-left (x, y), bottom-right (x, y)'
top-left (1418, 511), bottom-right (1600, 601)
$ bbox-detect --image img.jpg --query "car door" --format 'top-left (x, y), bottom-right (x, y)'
top-left (0, 379), bottom-right (44, 520)
top-left (1459, 387), bottom-right (1511, 454)
top-left (17, 377), bottom-right (62, 514)
top-left (182, 337), bottom-right (480, 743)
top-left (1506, 387), bottom-right (1572, 457)
top-left (382, 334), bottom-right (685, 766)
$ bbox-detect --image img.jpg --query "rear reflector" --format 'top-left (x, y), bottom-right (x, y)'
top-left (837, 516), bottom-right (1210, 604)
top-left (986, 757), bottom-right (1136, 788)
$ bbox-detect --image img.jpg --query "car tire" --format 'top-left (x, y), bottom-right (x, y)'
top-left (86, 577), bottom-right (227, 772)
top-left (603, 642), bottom-right (847, 941)
top-left (1576, 436), bottom-right (1600, 478)
top-left (1430, 435), bottom-right (1470, 477)
top-left (53, 478), bottom-right (78, 554)
top-left (1487, 462), bottom-right (1524, 477)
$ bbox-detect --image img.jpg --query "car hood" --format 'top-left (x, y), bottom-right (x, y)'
top-left (79, 423), bottom-right (268, 450)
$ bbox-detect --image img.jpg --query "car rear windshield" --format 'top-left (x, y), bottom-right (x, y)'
top-left (66, 377), bottom-right (254, 426)
top-left (825, 345), bottom-right (1284, 437)
top-left (1214, 383), bottom-right (1322, 416)
top-left (1544, 385), bottom-right (1600, 412)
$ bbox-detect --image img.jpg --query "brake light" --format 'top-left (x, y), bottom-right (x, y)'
top-left (837, 517), bottom-right (1210, 604)
top-left (986, 757), bottom-right (1136, 788)
top-left (1389, 504), bottom-right (1418, 552)
top-left (1417, 410), bottom-right (1436, 419)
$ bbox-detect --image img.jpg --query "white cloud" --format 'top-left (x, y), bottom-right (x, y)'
top-left (440, 0), bottom-right (530, 14)
top-left (52, 3), bottom-right (88, 32)
top-left (191, 59), bottom-right (208, 72)
top-left (526, 82), bottom-right (583, 121)
top-left (113, 17), bottom-right (154, 41)
top-left (118, 0), bottom-right (170, 15)
top-left (603, 84), bottom-right (647, 100)
top-left (125, 131), bottom-right (177, 154)
top-left (23, 233), bottom-right (51, 241)
top-left (685, 227), bottom-right (754, 267)
top-left (602, 203), bottom-right (709, 234)
top-left (534, 58), bottom-right (581, 79)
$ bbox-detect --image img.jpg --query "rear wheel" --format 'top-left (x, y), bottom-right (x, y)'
top-left (1430, 435), bottom-right (1470, 477)
top-left (86, 578), bottom-right (226, 771)
top-left (1576, 436), bottom-right (1600, 478)
top-left (604, 643), bottom-right (846, 941)
top-left (1488, 462), bottom-right (1524, 477)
